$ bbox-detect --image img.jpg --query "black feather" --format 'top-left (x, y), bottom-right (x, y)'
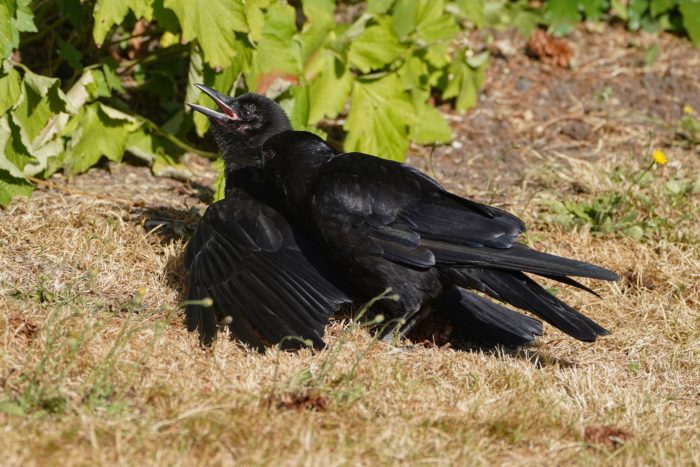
top-left (438, 287), bottom-right (543, 347)
top-left (449, 268), bottom-right (609, 341)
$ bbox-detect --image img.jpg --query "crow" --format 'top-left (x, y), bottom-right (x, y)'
top-left (190, 88), bottom-right (618, 348)
top-left (184, 85), bottom-right (351, 350)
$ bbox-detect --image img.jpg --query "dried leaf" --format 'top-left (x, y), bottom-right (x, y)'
top-left (526, 29), bottom-right (573, 68)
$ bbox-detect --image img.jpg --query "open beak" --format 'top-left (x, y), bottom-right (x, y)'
top-left (187, 84), bottom-right (240, 121)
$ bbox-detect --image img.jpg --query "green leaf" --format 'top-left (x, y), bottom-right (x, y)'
top-left (424, 42), bottom-right (450, 68)
top-left (645, 43), bottom-right (661, 65)
top-left (579, 0), bottom-right (607, 21)
top-left (0, 169), bottom-right (33, 208)
top-left (297, 0), bottom-right (336, 64)
top-left (467, 50), bottom-right (489, 68)
top-left (0, 2), bottom-right (16, 59)
top-left (0, 64), bottom-right (21, 115)
top-left (286, 84), bottom-right (311, 130)
top-left (58, 38), bottom-right (83, 71)
top-left (63, 103), bottom-right (139, 175)
top-left (455, 0), bottom-right (485, 27)
top-left (0, 0), bottom-right (34, 59)
top-left (348, 17), bottom-right (406, 73)
top-left (510, 8), bottom-right (542, 36)
top-left (84, 69), bottom-right (110, 99)
top-left (650, 0), bottom-right (675, 16)
top-left (92, 0), bottom-right (154, 46)
top-left (367, 0), bottom-right (396, 14)
top-left (60, 0), bottom-right (85, 29)
top-left (414, 0), bottom-right (459, 43)
top-left (409, 91), bottom-right (452, 144)
top-left (248, 2), bottom-right (300, 92)
top-left (611, 0), bottom-right (629, 20)
top-left (1, 112), bottom-right (64, 178)
top-left (0, 116), bottom-right (32, 176)
top-left (680, 0), bottom-right (700, 46)
top-left (545, 0), bottom-right (580, 35)
top-left (664, 179), bottom-right (686, 195)
top-left (308, 50), bottom-right (353, 124)
top-left (392, 0), bottom-right (417, 38)
top-left (442, 49), bottom-right (488, 111)
top-left (244, 0), bottom-right (270, 42)
top-left (102, 60), bottom-right (124, 93)
top-left (344, 74), bottom-right (416, 161)
top-left (397, 54), bottom-right (428, 89)
top-left (0, 0), bottom-right (36, 59)
top-left (125, 127), bottom-right (186, 166)
top-left (15, 0), bottom-right (36, 33)
top-left (11, 69), bottom-right (67, 146)
top-left (303, 0), bottom-right (335, 17)
top-left (628, 0), bottom-right (649, 31)
top-left (624, 225), bottom-right (645, 240)
top-left (164, 0), bottom-right (247, 67)
top-left (280, 83), bottom-right (326, 138)
top-left (212, 158), bottom-right (226, 202)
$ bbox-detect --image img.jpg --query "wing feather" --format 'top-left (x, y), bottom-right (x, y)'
top-left (185, 196), bottom-right (351, 349)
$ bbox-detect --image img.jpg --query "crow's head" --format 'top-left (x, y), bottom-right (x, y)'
top-left (188, 85), bottom-right (291, 165)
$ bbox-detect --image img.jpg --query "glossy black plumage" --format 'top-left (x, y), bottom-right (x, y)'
top-left (185, 88), bottom-right (350, 348)
top-left (189, 87), bottom-right (619, 349)
top-left (257, 129), bottom-right (618, 343)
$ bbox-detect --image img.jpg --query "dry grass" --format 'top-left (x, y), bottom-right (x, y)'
top-left (2, 26), bottom-right (700, 466)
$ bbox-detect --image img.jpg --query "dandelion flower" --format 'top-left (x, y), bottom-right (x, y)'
top-left (683, 104), bottom-right (695, 115)
top-left (652, 149), bottom-right (667, 165)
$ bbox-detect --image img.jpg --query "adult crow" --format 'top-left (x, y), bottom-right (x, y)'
top-left (190, 88), bottom-right (618, 347)
top-left (184, 85), bottom-right (351, 349)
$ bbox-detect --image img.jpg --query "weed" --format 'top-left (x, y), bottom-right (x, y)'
top-left (544, 147), bottom-right (697, 241)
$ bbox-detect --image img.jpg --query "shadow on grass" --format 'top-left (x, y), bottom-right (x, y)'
top-left (130, 204), bottom-right (200, 304)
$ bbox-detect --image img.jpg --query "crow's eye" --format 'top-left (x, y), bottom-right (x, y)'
top-left (243, 104), bottom-right (256, 118)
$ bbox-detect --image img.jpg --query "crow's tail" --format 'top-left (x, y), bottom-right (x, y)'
top-left (448, 268), bottom-right (609, 342)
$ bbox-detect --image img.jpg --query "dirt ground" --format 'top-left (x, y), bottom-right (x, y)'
top-left (1, 25), bottom-right (699, 465)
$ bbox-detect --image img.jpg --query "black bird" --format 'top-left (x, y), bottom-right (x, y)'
top-left (184, 85), bottom-right (351, 349)
top-left (256, 130), bottom-right (619, 346)
top-left (190, 88), bottom-right (619, 348)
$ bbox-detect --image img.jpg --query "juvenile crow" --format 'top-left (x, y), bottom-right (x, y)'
top-left (184, 85), bottom-right (351, 349)
top-left (258, 130), bottom-right (618, 345)
top-left (190, 88), bottom-right (618, 348)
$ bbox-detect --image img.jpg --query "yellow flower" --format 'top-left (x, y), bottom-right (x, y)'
top-left (652, 149), bottom-right (667, 165)
top-left (683, 104), bottom-right (695, 115)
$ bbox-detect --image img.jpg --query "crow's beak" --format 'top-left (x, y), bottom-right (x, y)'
top-left (187, 84), bottom-right (240, 121)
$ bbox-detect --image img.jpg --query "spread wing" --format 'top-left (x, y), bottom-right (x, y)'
top-left (185, 195), bottom-right (351, 350)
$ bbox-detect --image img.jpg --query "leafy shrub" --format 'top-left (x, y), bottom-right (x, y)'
top-left (1, 0), bottom-right (698, 207)
top-left (488, 0), bottom-right (700, 43)
top-left (0, 0), bottom-right (488, 206)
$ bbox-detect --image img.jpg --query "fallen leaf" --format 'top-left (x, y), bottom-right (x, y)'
top-left (268, 390), bottom-right (328, 411)
top-left (526, 29), bottom-right (573, 68)
top-left (585, 425), bottom-right (632, 448)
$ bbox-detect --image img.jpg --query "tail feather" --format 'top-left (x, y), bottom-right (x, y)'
top-left (540, 273), bottom-right (601, 298)
top-left (449, 268), bottom-right (609, 342)
top-left (426, 240), bottom-right (619, 281)
top-left (438, 287), bottom-right (543, 347)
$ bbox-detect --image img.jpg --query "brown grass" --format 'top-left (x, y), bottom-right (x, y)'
top-left (1, 25), bottom-right (700, 466)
